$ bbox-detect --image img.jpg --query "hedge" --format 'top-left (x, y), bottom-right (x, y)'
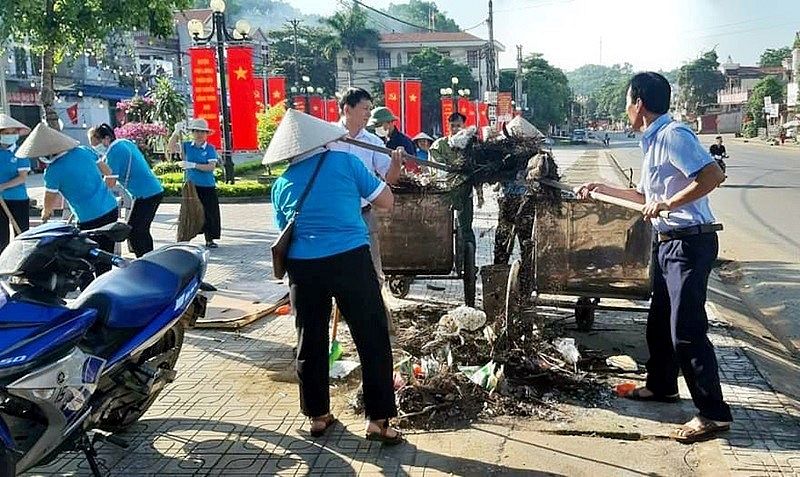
top-left (155, 159), bottom-right (276, 197)
top-left (161, 179), bottom-right (270, 197)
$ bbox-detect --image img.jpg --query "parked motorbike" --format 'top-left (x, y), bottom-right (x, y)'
top-left (0, 221), bottom-right (208, 476)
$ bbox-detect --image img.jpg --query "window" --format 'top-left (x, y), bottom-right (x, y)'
top-left (378, 51), bottom-right (391, 70)
top-left (467, 50), bottom-right (479, 68)
top-left (14, 48), bottom-right (27, 77)
top-left (396, 53), bottom-right (402, 66)
top-left (440, 50), bottom-right (450, 57)
top-left (357, 57), bottom-right (364, 64)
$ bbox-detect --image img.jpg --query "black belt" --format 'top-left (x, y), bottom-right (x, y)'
top-left (361, 204), bottom-right (372, 213)
top-left (658, 223), bottom-right (723, 242)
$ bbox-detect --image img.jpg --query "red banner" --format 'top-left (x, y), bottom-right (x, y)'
top-left (441, 98), bottom-right (455, 137)
top-left (457, 98), bottom-right (470, 121)
top-left (384, 80), bottom-right (402, 125)
top-left (326, 99), bottom-right (340, 122)
top-left (293, 96), bottom-right (306, 112)
top-left (466, 101), bottom-right (479, 128)
top-left (66, 104), bottom-right (79, 125)
top-left (267, 76), bottom-right (286, 107)
top-left (403, 80), bottom-right (422, 138)
top-left (226, 45), bottom-right (258, 151)
top-left (497, 92), bottom-right (514, 121)
top-left (479, 102), bottom-right (489, 129)
top-left (253, 77), bottom-right (266, 111)
top-left (309, 96), bottom-right (324, 119)
top-left (189, 47), bottom-right (221, 148)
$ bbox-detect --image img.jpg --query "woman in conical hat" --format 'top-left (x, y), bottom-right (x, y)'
top-left (15, 123), bottom-right (119, 274)
top-left (265, 109), bottom-right (405, 445)
top-left (0, 113), bottom-right (33, 251)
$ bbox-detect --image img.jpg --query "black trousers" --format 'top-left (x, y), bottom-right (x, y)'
top-left (287, 245), bottom-right (397, 421)
top-left (0, 198), bottom-right (30, 253)
top-left (646, 232), bottom-right (732, 422)
top-left (79, 208), bottom-right (119, 275)
top-left (493, 194), bottom-right (535, 297)
top-left (194, 185), bottom-right (221, 242)
top-left (127, 192), bottom-right (163, 257)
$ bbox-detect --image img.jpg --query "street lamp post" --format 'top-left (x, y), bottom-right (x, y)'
top-left (186, 0), bottom-right (250, 184)
top-left (451, 76), bottom-right (459, 110)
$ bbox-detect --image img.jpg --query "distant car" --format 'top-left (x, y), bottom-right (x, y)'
top-left (570, 129), bottom-right (587, 144)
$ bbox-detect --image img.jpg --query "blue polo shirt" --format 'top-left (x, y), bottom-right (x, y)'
top-left (183, 141), bottom-right (218, 187)
top-left (0, 144), bottom-right (29, 200)
top-left (44, 146), bottom-right (117, 223)
top-left (636, 114), bottom-right (716, 233)
top-left (272, 150), bottom-right (385, 260)
top-left (104, 139), bottom-right (163, 199)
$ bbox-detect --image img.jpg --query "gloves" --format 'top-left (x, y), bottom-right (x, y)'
top-left (179, 161), bottom-right (196, 170)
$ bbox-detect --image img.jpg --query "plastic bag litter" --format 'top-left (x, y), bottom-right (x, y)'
top-left (329, 360), bottom-right (359, 379)
top-left (553, 338), bottom-right (580, 365)
top-left (439, 305), bottom-right (487, 332)
top-left (461, 360), bottom-right (504, 392)
top-left (606, 355), bottom-right (638, 372)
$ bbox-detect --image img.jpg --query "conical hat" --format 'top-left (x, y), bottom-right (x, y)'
top-left (263, 109), bottom-right (348, 165)
top-left (505, 116), bottom-right (544, 139)
top-left (0, 113), bottom-right (31, 135)
top-left (412, 132), bottom-right (433, 142)
top-left (14, 123), bottom-right (79, 158)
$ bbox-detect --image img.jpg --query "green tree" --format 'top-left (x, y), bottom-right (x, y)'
top-left (566, 63), bottom-right (633, 96)
top-left (520, 55), bottom-right (571, 132)
top-left (677, 50), bottom-right (725, 115)
top-left (147, 77), bottom-right (187, 127)
top-left (499, 69), bottom-right (516, 92)
top-left (759, 47), bottom-right (793, 67)
top-left (326, 5), bottom-right (380, 84)
top-left (1, 0), bottom-right (191, 128)
top-left (268, 24), bottom-right (338, 93)
top-left (256, 103), bottom-right (286, 150)
top-left (744, 76), bottom-right (785, 136)
top-left (387, 47), bottom-right (475, 134)
top-left (593, 78), bottom-right (629, 122)
top-left (386, 0), bottom-right (460, 31)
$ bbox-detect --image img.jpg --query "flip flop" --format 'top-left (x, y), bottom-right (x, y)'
top-left (365, 420), bottom-right (405, 446)
top-left (624, 387), bottom-right (681, 403)
top-left (671, 416), bottom-right (731, 444)
top-left (309, 413), bottom-right (337, 437)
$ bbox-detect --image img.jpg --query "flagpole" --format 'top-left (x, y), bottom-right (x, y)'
top-left (400, 73), bottom-right (406, 134)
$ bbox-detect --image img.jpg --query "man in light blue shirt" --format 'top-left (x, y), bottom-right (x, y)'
top-left (576, 72), bottom-right (730, 443)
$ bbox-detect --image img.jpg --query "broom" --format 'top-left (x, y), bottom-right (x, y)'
top-left (329, 304), bottom-right (344, 368)
top-left (0, 198), bottom-right (21, 235)
top-left (176, 140), bottom-right (205, 242)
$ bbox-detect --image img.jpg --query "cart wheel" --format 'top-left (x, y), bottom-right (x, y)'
top-left (463, 242), bottom-right (476, 307)
top-left (575, 297), bottom-right (598, 331)
top-left (388, 276), bottom-right (411, 298)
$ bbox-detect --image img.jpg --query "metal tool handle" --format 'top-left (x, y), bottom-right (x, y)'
top-left (536, 178), bottom-right (670, 218)
top-left (337, 136), bottom-right (455, 173)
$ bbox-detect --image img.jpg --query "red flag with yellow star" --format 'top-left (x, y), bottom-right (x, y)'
top-left (326, 99), bottom-right (340, 122)
top-left (383, 80), bottom-right (402, 126)
top-left (253, 77), bottom-right (266, 111)
top-left (267, 76), bottom-right (286, 107)
top-left (403, 79), bottom-right (421, 137)
top-left (309, 96), bottom-right (325, 119)
top-left (226, 45), bottom-right (258, 150)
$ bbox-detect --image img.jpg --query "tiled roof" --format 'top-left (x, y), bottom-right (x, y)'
top-left (379, 32), bottom-right (484, 44)
top-left (174, 9), bottom-right (212, 24)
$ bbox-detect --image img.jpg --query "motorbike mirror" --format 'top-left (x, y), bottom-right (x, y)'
top-left (87, 222), bottom-right (132, 243)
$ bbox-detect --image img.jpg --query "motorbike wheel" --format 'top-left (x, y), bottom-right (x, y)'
top-left (0, 444), bottom-right (15, 477)
top-left (97, 322), bottom-right (185, 433)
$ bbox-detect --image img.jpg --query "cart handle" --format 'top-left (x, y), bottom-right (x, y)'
top-left (337, 136), bottom-right (456, 173)
top-left (536, 178), bottom-right (670, 218)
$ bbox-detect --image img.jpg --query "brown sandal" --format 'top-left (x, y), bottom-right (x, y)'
top-left (624, 387), bottom-right (680, 403)
top-left (310, 413), bottom-right (337, 437)
top-left (365, 419), bottom-right (404, 446)
top-left (670, 416), bottom-right (731, 444)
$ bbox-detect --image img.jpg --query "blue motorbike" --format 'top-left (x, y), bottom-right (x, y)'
top-left (0, 221), bottom-right (209, 476)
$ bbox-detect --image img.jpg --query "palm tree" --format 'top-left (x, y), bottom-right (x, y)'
top-left (325, 5), bottom-right (380, 86)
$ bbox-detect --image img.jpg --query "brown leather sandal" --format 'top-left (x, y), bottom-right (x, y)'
top-left (365, 419), bottom-right (404, 445)
top-left (310, 413), bottom-right (336, 437)
top-left (670, 416), bottom-right (731, 444)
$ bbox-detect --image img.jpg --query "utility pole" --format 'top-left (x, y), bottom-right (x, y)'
top-left (515, 45), bottom-right (523, 110)
top-left (486, 0), bottom-right (497, 92)
top-left (0, 51), bottom-right (7, 114)
top-left (288, 19), bottom-right (301, 89)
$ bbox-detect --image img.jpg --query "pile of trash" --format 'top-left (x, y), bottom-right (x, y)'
top-left (348, 304), bottom-right (619, 430)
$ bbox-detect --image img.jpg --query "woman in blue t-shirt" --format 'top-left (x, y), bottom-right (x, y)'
top-left (167, 118), bottom-right (221, 248)
top-left (0, 113), bottom-right (32, 252)
top-left (266, 109), bottom-right (404, 445)
top-left (89, 124), bottom-right (165, 257)
top-left (16, 124), bottom-right (118, 273)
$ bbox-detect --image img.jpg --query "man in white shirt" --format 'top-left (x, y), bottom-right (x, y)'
top-left (328, 87), bottom-right (402, 287)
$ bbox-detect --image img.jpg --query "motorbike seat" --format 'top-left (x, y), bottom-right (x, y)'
top-left (71, 248), bottom-right (202, 329)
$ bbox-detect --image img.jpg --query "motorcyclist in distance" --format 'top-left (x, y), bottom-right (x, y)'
top-left (709, 135), bottom-right (728, 177)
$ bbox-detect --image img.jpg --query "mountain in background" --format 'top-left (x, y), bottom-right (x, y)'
top-left (567, 63), bottom-right (679, 96)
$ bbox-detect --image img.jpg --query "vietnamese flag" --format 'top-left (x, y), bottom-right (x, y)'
top-left (267, 76), bottom-right (286, 107)
top-left (458, 98), bottom-right (470, 123)
top-left (326, 99), bottom-right (340, 122)
top-left (441, 98), bottom-right (454, 137)
top-left (384, 79), bottom-right (402, 125)
top-left (466, 101), bottom-right (478, 128)
top-left (253, 77), bottom-right (266, 110)
top-left (226, 45), bottom-right (258, 150)
top-left (479, 102), bottom-right (489, 128)
top-left (403, 80), bottom-right (422, 138)
top-left (293, 96), bottom-right (307, 113)
top-left (309, 96), bottom-right (324, 119)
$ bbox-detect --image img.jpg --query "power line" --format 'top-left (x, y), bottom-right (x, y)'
top-left (348, 0), bottom-right (430, 32)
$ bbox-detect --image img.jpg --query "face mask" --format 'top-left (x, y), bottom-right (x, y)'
top-left (0, 134), bottom-right (19, 145)
top-left (374, 126), bottom-right (388, 138)
top-left (93, 144), bottom-right (108, 155)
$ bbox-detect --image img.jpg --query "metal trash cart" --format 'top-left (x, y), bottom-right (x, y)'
top-left (376, 189), bottom-right (477, 307)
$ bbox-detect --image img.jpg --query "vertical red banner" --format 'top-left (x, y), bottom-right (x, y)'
top-left (479, 102), bottom-right (489, 128)
top-left (467, 101), bottom-right (478, 128)
top-left (457, 98), bottom-right (470, 124)
top-left (309, 96), bottom-right (324, 119)
top-left (403, 80), bottom-right (422, 138)
top-left (293, 96), bottom-right (307, 112)
top-left (326, 99), bottom-right (340, 122)
top-left (253, 77), bottom-right (266, 111)
top-left (226, 45), bottom-right (258, 151)
top-left (441, 98), bottom-right (454, 137)
top-left (384, 80), bottom-right (402, 124)
top-left (189, 47), bottom-right (221, 148)
top-left (267, 76), bottom-right (286, 107)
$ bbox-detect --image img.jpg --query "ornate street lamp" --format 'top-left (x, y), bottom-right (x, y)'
top-left (186, 0), bottom-right (251, 184)
top-left (451, 76), bottom-right (459, 110)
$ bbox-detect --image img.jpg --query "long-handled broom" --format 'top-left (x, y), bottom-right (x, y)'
top-left (328, 304), bottom-right (344, 368)
top-left (176, 138), bottom-right (205, 242)
top-left (0, 198), bottom-right (21, 235)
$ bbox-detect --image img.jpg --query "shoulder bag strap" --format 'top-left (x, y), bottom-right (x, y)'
top-left (292, 151), bottom-right (328, 218)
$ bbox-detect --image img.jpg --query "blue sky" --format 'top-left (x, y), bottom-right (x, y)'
top-left (282, 0), bottom-right (800, 72)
